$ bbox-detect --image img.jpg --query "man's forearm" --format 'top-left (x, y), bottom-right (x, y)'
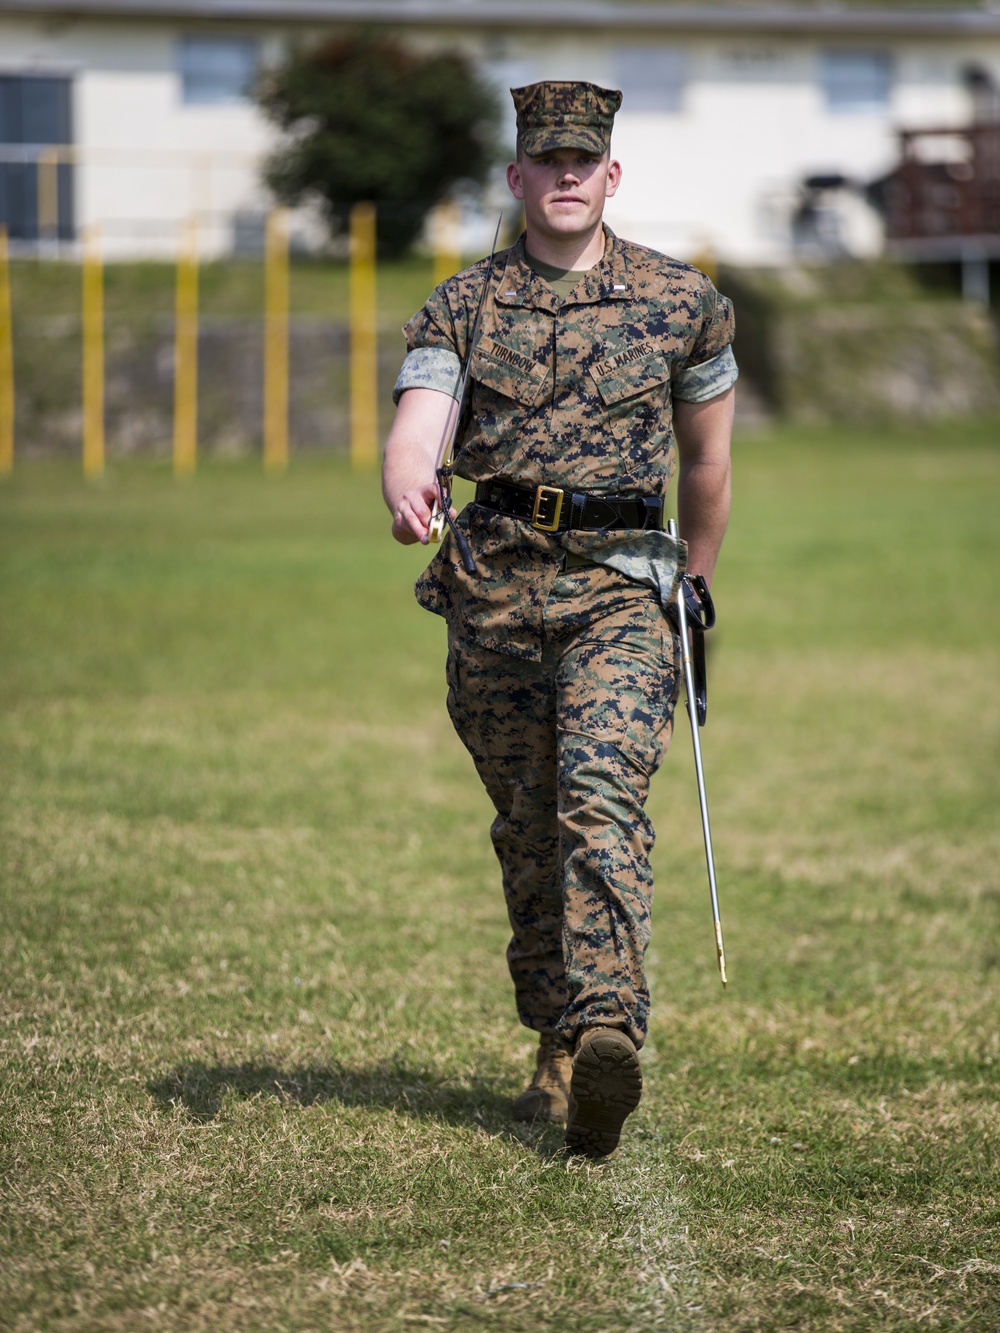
top-left (382, 436), bottom-right (434, 514)
top-left (382, 389), bottom-right (457, 506)
top-left (382, 388), bottom-right (458, 544)
top-left (674, 388), bottom-right (734, 586)
top-left (677, 457), bottom-right (731, 585)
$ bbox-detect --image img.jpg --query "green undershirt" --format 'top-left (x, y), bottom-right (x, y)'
top-left (524, 250), bottom-right (590, 300)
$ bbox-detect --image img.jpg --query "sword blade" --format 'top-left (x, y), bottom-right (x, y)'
top-left (429, 213), bottom-right (503, 542)
top-left (668, 520), bottom-right (728, 986)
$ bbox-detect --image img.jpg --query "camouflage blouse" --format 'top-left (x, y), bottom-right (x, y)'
top-left (395, 227), bottom-right (737, 660)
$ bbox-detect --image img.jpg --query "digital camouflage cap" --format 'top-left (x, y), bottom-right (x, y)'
top-left (511, 81), bottom-right (623, 157)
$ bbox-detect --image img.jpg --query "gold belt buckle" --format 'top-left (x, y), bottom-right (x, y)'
top-left (531, 485), bottom-right (564, 532)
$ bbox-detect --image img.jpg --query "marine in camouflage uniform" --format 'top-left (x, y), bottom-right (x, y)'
top-left (383, 81), bottom-right (737, 1156)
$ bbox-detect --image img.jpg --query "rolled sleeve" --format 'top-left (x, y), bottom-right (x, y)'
top-left (673, 345), bottom-right (739, 403)
top-left (691, 282), bottom-right (735, 362)
top-left (392, 346), bottom-right (462, 404)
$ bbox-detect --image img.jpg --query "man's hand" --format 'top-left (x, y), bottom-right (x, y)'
top-left (392, 482), bottom-right (456, 546)
top-left (382, 387), bottom-right (459, 545)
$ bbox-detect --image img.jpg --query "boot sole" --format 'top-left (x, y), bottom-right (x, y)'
top-left (565, 1030), bottom-right (642, 1157)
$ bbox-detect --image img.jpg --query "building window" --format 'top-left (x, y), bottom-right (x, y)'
top-left (614, 47), bottom-right (686, 113)
top-left (821, 50), bottom-right (892, 113)
top-left (178, 36), bottom-right (259, 105)
top-left (0, 75), bottom-right (74, 240)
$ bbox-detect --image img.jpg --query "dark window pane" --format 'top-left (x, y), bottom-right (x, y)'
top-left (0, 79), bottom-right (24, 142)
top-left (0, 76), bottom-right (71, 144)
top-left (21, 78), bottom-right (71, 143)
top-left (0, 76), bottom-right (74, 239)
top-left (0, 164), bottom-right (34, 239)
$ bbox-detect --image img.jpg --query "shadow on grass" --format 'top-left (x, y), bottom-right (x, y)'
top-left (147, 1055), bottom-right (556, 1144)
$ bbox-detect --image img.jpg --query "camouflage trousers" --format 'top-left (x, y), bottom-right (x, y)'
top-left (446, 563), bottom-right (679, 1050)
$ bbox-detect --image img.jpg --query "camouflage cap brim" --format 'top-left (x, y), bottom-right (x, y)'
top-left (520, 125), bottom-right (610, 157)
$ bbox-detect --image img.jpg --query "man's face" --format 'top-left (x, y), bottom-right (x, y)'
top-left (506, 147), bottom-right (622, 245)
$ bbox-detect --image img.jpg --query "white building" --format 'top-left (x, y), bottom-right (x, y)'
top-left (1, 0), bottom-right (999, 263)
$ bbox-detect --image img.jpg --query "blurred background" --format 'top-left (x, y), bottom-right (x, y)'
top-left (1, 0), bottom-right (999, 463)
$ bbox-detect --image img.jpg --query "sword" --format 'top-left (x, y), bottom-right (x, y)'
top-left (427, 213), bottom-right (503, 567)
top-left (667, 518), bottom-right (728, 987)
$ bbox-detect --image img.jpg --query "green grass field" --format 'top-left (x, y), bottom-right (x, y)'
top-left (1, 420), bottom-right (998, 1331)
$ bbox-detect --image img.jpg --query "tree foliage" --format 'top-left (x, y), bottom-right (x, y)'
top-left (256, 33), bottom-right (500, 256)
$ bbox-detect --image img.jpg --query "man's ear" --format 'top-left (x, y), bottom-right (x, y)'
top-left (605, 158), bottom-right (623, 199)
top-left (506, 161), bottom-right (525, 200)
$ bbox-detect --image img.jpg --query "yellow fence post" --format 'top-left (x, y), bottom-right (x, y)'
top-left (37, 148), bottom-right (60, 252)
top-left (82, 224), bottom-right (105, 478)
top-left (173, 216), bottom-right (198, 478)
top-left (0, 227), bottom-right (13, 476)
top-left (432, 198), bottom-right (462, 286)
top-left (349, 201), bottom-right (378, 471)
top-left (264, 207), bottom-right (289, 474)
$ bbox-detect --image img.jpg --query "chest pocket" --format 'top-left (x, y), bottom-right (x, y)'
top-left (590, 352), bottom-right (671, 408)
top-left (588, 349), bottom-right (672, 466)
top-left (471, 337), bottom-right (550, 410)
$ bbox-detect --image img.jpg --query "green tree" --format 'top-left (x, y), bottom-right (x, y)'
top-left (256, 33), bottom-right (500, 257)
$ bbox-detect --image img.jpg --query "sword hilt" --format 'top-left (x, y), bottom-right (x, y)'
top-left (428, 502), bottom-right (446, 544)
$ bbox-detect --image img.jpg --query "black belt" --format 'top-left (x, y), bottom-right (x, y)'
top-left (474, 480), bottom-right (663, 533)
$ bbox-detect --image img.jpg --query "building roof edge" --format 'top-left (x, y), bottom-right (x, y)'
top-left (3, 1), bottom-right (1000, 38)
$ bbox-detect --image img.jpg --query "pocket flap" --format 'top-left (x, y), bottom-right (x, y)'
top-left (590, 343), bottom-right (669, 407)
top-left (472, 336), bottom-right (549, 408)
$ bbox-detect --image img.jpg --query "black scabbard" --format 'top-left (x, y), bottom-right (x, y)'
top-left (670, 574), bottom-right (715, 727)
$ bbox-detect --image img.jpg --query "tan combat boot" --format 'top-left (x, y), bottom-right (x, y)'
top-left (565, 1026), bottom-right (643, 1157)
top-left (512, 1033), bottom-right (572, 1124)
